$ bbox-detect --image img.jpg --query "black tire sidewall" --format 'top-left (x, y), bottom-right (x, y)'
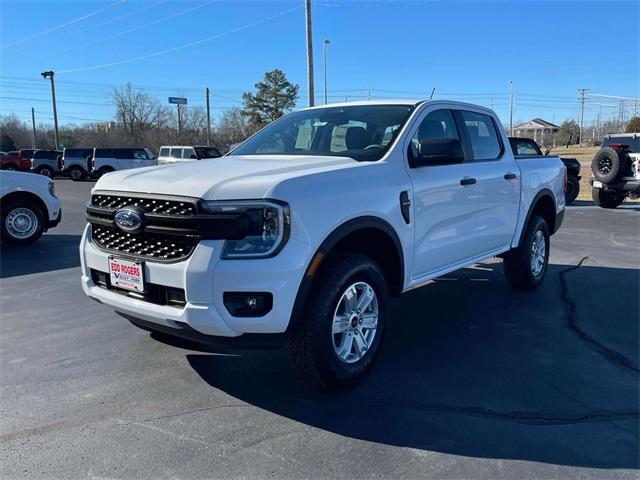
top-left (592, 187), bottom-right (624, 209)
top-left (592, 148), bottom-right (622, 184)
top-left (1, 201), bottom-right (45, 245)
top-left (69, 166), bottom-right (85, 181)
top-left (37, 166), bottom-right (54, 178)
top-left (292, 253), bottom-right (389, 388)
top-left (565, 176), bottom-right (580, 203)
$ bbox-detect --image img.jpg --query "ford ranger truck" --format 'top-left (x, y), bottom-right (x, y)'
top-left (80, 100), bottom-right (566, 388)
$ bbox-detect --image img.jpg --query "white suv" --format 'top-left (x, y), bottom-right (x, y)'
top-left (91, 148), bottom-right (157, 177)
top-left (157, 145), bottom-right (222, 165)
top-left (1, 171), bottom-right (61, 244)
top-left (80, 100), bottom-right (566, 387)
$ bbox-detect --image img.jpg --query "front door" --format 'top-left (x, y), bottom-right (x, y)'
top-left (405, 108), bottom-right (480, 280)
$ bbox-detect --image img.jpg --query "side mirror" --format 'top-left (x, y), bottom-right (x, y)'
top-left (410, 138), bottom-right (464, 167)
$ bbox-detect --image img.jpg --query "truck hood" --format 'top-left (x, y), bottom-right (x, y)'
top-left (94, 155), bottom-right (359, 200)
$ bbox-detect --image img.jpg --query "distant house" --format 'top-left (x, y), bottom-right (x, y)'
top-left (513, 118), bottom-right (559, 145)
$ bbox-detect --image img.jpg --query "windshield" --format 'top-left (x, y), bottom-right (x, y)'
top-left (229, 104), bottom-right (415, 162)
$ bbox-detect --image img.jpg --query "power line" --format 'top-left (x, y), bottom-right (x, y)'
top-left (54, 0), bottom-right (222, 56)
top-left (1, 0), bottom-right (128, 49)
top-left (10, 0), bottom-right (169, 54)
top-left (57, 5), bottom-right (303, 74)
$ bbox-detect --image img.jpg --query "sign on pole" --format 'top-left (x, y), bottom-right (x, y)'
top-left (168, 97), bottom-right (188, 105)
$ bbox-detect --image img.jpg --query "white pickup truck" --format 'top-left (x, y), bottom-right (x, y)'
top-left (80, 100), bottom-right (566, 387)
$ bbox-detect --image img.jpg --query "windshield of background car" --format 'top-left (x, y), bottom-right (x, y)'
top-left (229, 104), bottom-right (415, 162)
top-left (194, 147), bottom-right (221, 158)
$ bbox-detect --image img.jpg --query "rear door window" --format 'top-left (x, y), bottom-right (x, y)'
top-left (460, 111), bottom-right (503, 160)
top-left (182, 147), bottom-right (195, 159)
top-left (170, 148), bottom-right (182, 158)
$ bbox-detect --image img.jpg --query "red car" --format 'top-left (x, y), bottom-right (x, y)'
top-left (1, 149), bottom-right (36, 171)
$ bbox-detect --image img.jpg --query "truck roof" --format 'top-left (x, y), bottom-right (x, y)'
top-left (303, 99), bottom-right (497, 114)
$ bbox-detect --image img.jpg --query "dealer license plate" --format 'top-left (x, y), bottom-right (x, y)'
top-left (108, 257), bottom-right (144, 292)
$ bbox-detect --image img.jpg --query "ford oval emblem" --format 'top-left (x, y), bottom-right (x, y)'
top-left (114, 208), bottom-right (144, 233)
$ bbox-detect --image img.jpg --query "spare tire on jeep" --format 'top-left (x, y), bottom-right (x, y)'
top-left (592, 147), bottom-right (629, 184)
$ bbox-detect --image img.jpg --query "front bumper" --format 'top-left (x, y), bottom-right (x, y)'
top-left (79, 225), bottom-right (313, 338)
top-left (47, 209), bottom-right (62, 229)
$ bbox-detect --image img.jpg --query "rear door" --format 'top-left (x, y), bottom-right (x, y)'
top-left (404, 106), bottom-right (480, 279)
top-left (459, 109), bottom-right (520, 255)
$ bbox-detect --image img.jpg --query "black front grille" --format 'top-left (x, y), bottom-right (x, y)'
top-left (91, 224), bottom-right (197, 261)
top-left (91, 194), bottom-right (197, 216)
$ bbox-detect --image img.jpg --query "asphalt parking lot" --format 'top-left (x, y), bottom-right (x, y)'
top-left (1, 179), bottom-right (639, 479)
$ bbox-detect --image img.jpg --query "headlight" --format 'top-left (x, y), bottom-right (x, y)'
top-left (200, 200), bottom-right (290, 259)
top-left (48, 181), bottom-right (55, 196)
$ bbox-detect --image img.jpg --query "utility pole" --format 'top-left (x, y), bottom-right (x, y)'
top-left (490, 96), bottom-right (494, 110)
top-left (31, 107), bottom-right (37, 149)
top-left (368, 89), bottom-right (372, 101)
top-left (40, 71), bottom-right (59, 148)
top-left (205, 87), bottom-right (211, 146)
top-left (322, 39), bottom-right (330, 105)
top-left (578, 88), bottom-right (588, 147)
top-left (177, 104), bottom-right (183, 138)
top-left (633, 98), bottom-right (638, 117)
top-left (304, 0), bottom-right (315, 107)
top-left (508, 80), bottom-right (514, 136)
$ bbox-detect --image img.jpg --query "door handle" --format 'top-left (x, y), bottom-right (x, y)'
top-left (460, 177), bottom-right (477, 186)
top-left (504, 172), bottom-right (518, 180)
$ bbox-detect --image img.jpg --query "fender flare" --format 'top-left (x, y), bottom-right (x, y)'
top-left (288, 216), bottom-right (405, 330)
top-left (515, 188), bottom-right (559, 248)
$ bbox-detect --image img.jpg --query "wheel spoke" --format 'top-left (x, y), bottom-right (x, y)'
top-left (356, 285), bottom-right (375, 312)
top-left (361, 313), bottom-right (378, 329)
top-left (332, 315), bottom-right (349, 334)
top-left (353, 331), bottom-right (368, 358)
top-left (344, 286), bottom-right (357, 312)
top-left (337, 333), bottom-right (354, 360)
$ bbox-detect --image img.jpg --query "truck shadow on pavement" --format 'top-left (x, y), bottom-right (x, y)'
top-left (183, 261), bottom-right (639, 470)
top-left (0, 234), bottom-right (81, 278)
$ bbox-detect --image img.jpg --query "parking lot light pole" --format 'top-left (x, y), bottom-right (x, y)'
top-left (323, 39), bottom-right (330, 105)
top-left (41, 71), bottom-right (59, 149)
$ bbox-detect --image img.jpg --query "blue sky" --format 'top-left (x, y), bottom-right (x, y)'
top-left (1, 0), bottom-right (638, 127)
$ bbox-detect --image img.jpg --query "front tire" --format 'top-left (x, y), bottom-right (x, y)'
top-left (288, 252), bottom-right (388, 388)
top-left (592, 187), bottom-right (624, 209)
top-left (1, 201), bottom-right (44, 245)
top-left (36, 166), bottom-right (54, 178)
top-left (68, 165), bottom-right (86, 181)
top-left (503, 215), bottom-right (549, 292)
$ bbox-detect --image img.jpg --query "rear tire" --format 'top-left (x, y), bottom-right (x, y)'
top-left (503, 215), bottom-right (549, 292)
top-left (1, 200), bottom-right (45, 245)
top-left (564, 175), bottom-right (580, 203)
top-left (592, 187), bottom-right (624, 209)
top-left (68, 165), bottom-right (86, 181)
top-left (288, 252), bottom-right (388, 389)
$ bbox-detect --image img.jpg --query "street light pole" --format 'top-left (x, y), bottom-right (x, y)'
top-left (322, 39), bottom-right (330, 105)
top-left (508, 80), bottom-right (514, 136)
top-left (41, 70), bottom-right (59, 148)
top-left (31, 107), bottom-right (37, 149)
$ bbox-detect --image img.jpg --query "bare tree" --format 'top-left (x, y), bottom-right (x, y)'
top-left (112, 83), bottom-right (172, 144)
top-left (214, 108), bottom-right (258, 152)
